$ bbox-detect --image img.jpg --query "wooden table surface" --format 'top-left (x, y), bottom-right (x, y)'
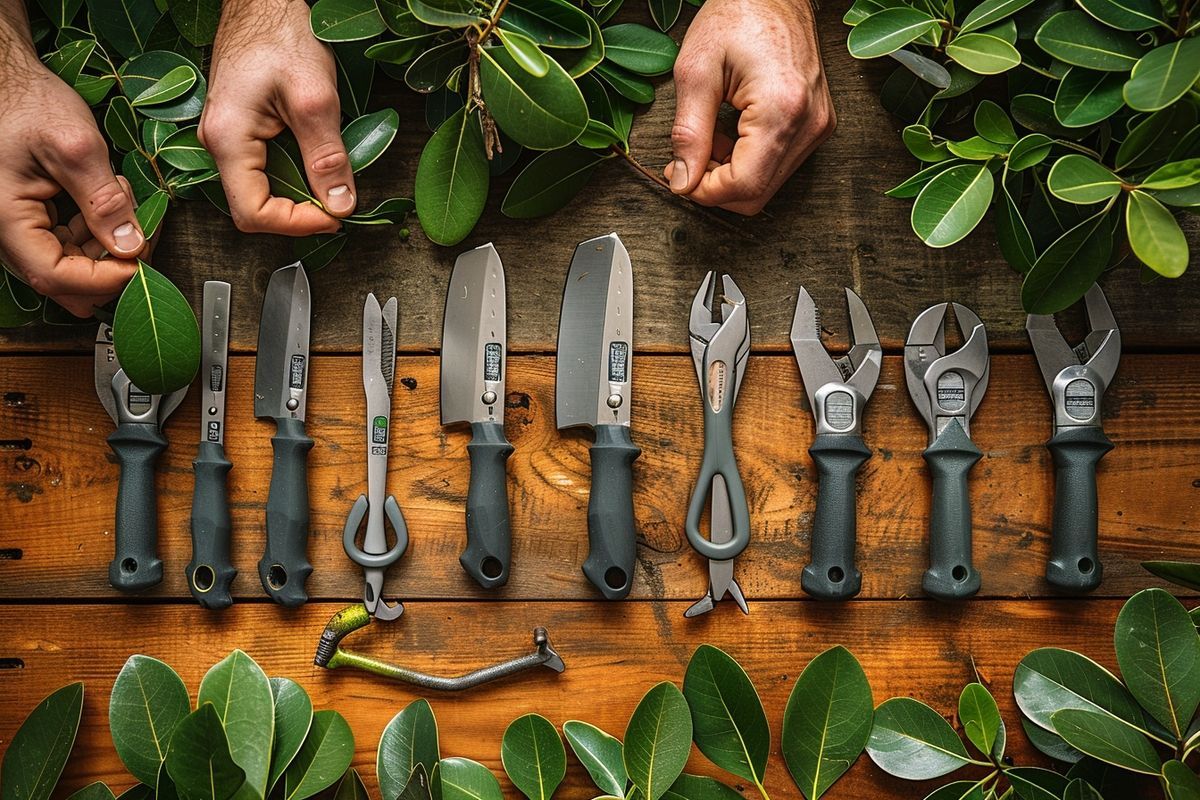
top-left (2, 7), bottom-right (1198, 800)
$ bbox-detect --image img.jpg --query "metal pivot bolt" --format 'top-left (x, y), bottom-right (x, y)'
top-left (313, 604), bottom-right (565, 691)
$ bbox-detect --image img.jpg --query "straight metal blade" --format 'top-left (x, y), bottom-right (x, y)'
top-left (556, 233), bottom-right (633, 430)
top-left (94, 323), bottom-right (118, 424)
top-left (201, 281), bottom-right (231, 444)
top-left (254, 262), bottom-right (311, 420)
top-left (441, 243), bottom-right (506, 425)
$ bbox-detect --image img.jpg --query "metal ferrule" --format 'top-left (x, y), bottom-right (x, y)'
top-left (111, 372), bottom-right (162, 425)
top-left (1051, 364), bottom-right (1107, 432)
top-left (813, 382), bottom-right (867, 436)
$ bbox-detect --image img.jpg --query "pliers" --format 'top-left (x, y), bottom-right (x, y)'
top-left (1027, 283), bottom-right (1120, 593)
top-left (790, 287), bottom-right (882, 600)
top-left (684, 272), bottom-right (751, 618)
top-left (905, 303), bottom-right (990, 601)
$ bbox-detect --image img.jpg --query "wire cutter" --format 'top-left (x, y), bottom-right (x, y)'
top-left (1027, 284), bottom-right (1120, 593)
top-left (684, 272), bottom-right (751, 618)
top-left (905, 303), bottom-right (990, 601)
top-left (342, 293), bottom-right (407, 620)
top-left (790, 287), bottom-right (882, 600)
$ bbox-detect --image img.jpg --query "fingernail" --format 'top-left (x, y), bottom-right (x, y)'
top-left (669, 159), bottom-right (688, 193)
top-left (113, 222), bottom-right (143, 254)
top-left (327, 184), bottom-right (354, 214)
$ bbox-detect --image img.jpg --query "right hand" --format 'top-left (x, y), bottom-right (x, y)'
top-left (200, 0), bottom-right (357, 236)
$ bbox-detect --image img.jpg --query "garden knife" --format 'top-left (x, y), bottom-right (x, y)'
top-left (254, 262), bottom-right (313, 607)
top-left (94, 323), bottom-right (187, 592)
top-left (187, 281), bottom-right (235, 609)
top-left (441, 243), bottom-right (513, 589)
top-left (556, 233), bottom-right (640, 600)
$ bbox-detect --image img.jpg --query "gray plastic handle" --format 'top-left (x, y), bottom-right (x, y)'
top-left (188, 440), bottom-right (235, 609)
top-left (258, 416), bottom-right (313, 607)
top-left (582, 424), bottom-right (640, 600)
top-left (107, 422), bottom-right (166, 592)
top-left (461, 421), bottom-right (514, 589)
top-left (803, 432), bottom-right (871, 600)
top-left (922, 420), bottom-right (982, 601)
top-left (1046, 426), bottom-right (1112, 593)
top-left (685, 397), bottom-right (751, 562)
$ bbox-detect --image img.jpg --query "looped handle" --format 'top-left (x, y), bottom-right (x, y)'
top-left (685, 396), bottom-right (751, 561)
top-left (343, 495), bottom-right (408, 568)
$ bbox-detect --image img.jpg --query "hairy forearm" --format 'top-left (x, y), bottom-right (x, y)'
top-left (0, 0), bottom-right (36, 63)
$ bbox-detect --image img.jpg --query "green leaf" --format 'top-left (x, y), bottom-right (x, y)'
top-left (502, 144), bottom-right (608, 217)
top-left (1014, 647), bottom-right (1149, 734)
top-left (1047, 154), bottom-right (1123, 203)
top-left (867, 698), bottom-right (972, 780)
top-left (656, 774), bottom-right (742, 800)
top-left (781, 645), bottom-right (873, 800)
top-left (437, 757), bottom-right (502, 800)
top-left (405, 39), bottom-right (469, 92)
top-left (1077, 0), bottom-right (1163, 31)
top-left (131, 63), bottom-right (195, 107)
top-left (497, 29), bottom-right (550, 77)
top-left (1021, 719), bottom-right (1083, 763)
top-left (890, 49), bottom-right (953, 88)
top-left (996, 172), bottom-right (1037, 272)
top-left (66, 784), bottom-right (116, 800)
top-left (624, 682), bottom-right (693, 800)
top-left (292, 233), bottom-right (348, 271)
top-left (310, 0), bottom-right (386, 41)
top-left (346, 196), bottom-right (415, 224)
top-left (601, 23), bottom-right (678, 76)
top-left (165, 705), bottom-right (245, 800)
top-left (104, 95), bottom-right (139, 153)
top-left (264, 140), bottom-right (314, 202)
top-left (1123, 38), bottom-right (1200, 112)
top-left (911, 163), bottom-right (995, 247)
top-left (975, 99), bottom-right (1019, 143)
top-left (500, 0), bottom-right (592, 47)
top-left (1051, 709), bottom-right (1162, 774)
top-left (844, 0), bottom-right (907, 25)
top-left (1067, 756), bottom-right (1148, 796)
top-left (959, 683), bottom-right (1003, 758)
top-left (1034, 11), bottom-right (1144, 71)
top-left (922, 781), bottom-right (986, 800)
top-left (683, 645), bottom-right (770, 786)
top-left (904, 124), bottom-right (951, 161)
top-left (594, 61), bottom-right (654, 103)
top-left (1142, 561), bottom-right (1200, 591)
top-left (44, 38), bottom-right (94, 85)
top-left (1055, 68), bottom-right (1126, 126)
top-left (1114, 587), bottom-right (1200, 734)
top-left (119, 50), bottom-right (206, 122)
top-left (1012, 93), bottom-right (1081, 138)
top-left (1142, 159), bottom-right (1200, 190)
top-left (334, 42), bottom-right (376, 118)
top-left (268, 678), bottom-right (314, 794)
top-left (648, 0), bottom-right (682, 30)
top-left (75, 74), bottom-right (116, 104)
top-left (1162, 760), bottom-right (1200, 800)
top-left (945, 135), bottom-right (1009, 160)
top-left (37, 0), bottom-right (85, 28)
top-left (960, 0), bottom-right (1036, 33)
top-left (415, 107), bottom-right (488, 245)
top-left (848, 7), bottom-right (941, 58)
top-left (407, 0), bottom-right (486, 28)
top-left (552, 11), bottom-right (604, 77)
top-left (112, 261), bottom-right (200, 394)
top-left (0, 683), bottom-right (84, 800)
top-left (479, 45), bottom-right (588, 149)
top-left (947, 32), bottom-right (1021, 73)
top-left (886, 159), bottom-right (967, 198)
top-left (365, 34), bottom-right (438, 65)
top-left (1127, 190), bottom-right (1189, 277)
top-left (1117, 102), bottom-right (1199, 172)
top-left (333, 769), bottom-right (368, 800)
top-left (1005, 766), bottom-right (1069, 799)
top-left (122, 149), bottom-right (160, 203)
top-left (198, 650), bottom-right (275, 800)
top-left (1022, 202), bottom-right (1116, 313)
top-left (378, 700), bottom-right (440, 800)
top-left (169, 0), bottom-right (220, 46)
top-left (563, 721), bottom-right (626, 797)
top-left (342, 109), bottom-right (400, 172)
top-left (157, 126), bottom-right (216, 172)
top-left (134, 189), bottom-right (169, 239)
top-left (501, 714), bottom-right (566, 800)
top-left (1008, 133), bottom-right (1053, 170)
top-left (142, 119), bottom-right (176, 156)
top-left (86, 0), bottom-right (161, 58)
top-left (283, 711), bottom-right (355, 800)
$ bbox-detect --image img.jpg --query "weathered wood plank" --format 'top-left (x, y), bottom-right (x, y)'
top-left (1, 8), bottom-right (1196, 355)
top-left (0, 600), bottom-right (1156, 800)
top-left (3, 353), bottom-right (1196, 601)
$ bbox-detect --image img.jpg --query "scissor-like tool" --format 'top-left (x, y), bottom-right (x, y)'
top-left (684, 272), bottom-right (751, 618)
top-left (342, 293), bottom-right (407, 620)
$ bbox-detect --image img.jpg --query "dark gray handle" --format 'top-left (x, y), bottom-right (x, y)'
top-left (188, 441), bottom-right (235, 609)
top-left (1046, 426), bottom-right (1112, 593)
top-left (922, 420), bottom-right (982, 601)
top-left (803, 432), bottom-right (870, 601)
top-left (582, 424), bottom-right (640, 600)
top-left (107, 422), bottom-right (166, 592)
top-left (684, 397), bottom-right (751, 562)
top-left (258, 416), bottom-right (313, 607)
top-left (461, 421), bottom-right (514, 589)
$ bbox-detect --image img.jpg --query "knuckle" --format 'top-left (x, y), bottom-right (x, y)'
top-left (671, 121), bottom-right (703, 150)
top-left (308, 144), bottom-right (348, 175)
top-left (48, 126), bottom-right (106, 169)
top-left (85, 183), bottom-right (130, 220)
top-left (289, 85), bottom-right (338, 119)
top-left (773, 90), bottom-right (809, 128)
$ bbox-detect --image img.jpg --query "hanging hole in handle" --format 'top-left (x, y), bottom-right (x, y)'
top-left (1078, 557), bottom-right (1094, 574)
top-left (952, 565), bottom-right (968, 582)
top-left (267, 564), bottom-right (288, 589)
top-left (604, 567), bottom-right (628, 591)
top-left (481, 557), bottom-right (503, 580)
top-left (121, 558), bottom-right (138, 574)
top-left (828, 566), bottom-right (845, 584)
top-left (192, 566), bottom-right (215, 592)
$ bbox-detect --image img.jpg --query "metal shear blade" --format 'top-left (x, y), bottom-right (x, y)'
top-left (905, 303), bottom-right (990, 440)
top-left (790, 287), bottom-right (881, 413)
top-left (1027, 284), bottom-right (1120, 397)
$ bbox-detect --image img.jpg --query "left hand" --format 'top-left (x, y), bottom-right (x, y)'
top-left (664, 0), bottom-right (836, 215)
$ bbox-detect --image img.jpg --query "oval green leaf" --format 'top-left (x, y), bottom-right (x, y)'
top-left (886, 159), bottom-right (967, 198)
top-left (109, 656), bottom-right (189, 786)
top-left (502, 144), bottom-right (609, 217)
top-left (165, 705), bottom-right (246, 800)
top-left (594, 61), bottom-right (654, 103)
top-left (1123, 38), bottom-right (1200, 112)
top-left (1114, 587), bottom-right (1200, 734)
top-left (342, 108), bottom-right (400, 171)
top-left (0, 683), bottom-right (84, 800)
top-left (1014, 647), bottom-right (1150, 736)
top-left (119, 50), bottom-right (206, 122)
top-left (131, 64), bottom-right (196, 107)
top-left (198, 650), bottom-right (274, 800)
top-left (158, 126), bottom-right (216, 172)
top-left (1163, 759), bottom-right (1200, 800)
top-left (310, 0), bottom-right (386, 41)
top-left (1051, 708), bottom-right (1162, 774)
top-left (1117, 102), bottom-right (1198, 172)
top-left (656, 774), bottom-right (742, 800)
top-left (1077, 0), bottom-right (1164, 31)
top-left (960, 0), bottom-right (1037, 34)
top-left (847, 7), bottom-right (941, 58)
top-left (911, 163), bottom-right (994, 247)
top-left (500, 0), bottom-right (592, 48)
top-left (333, 769), bottom-right (368, 800)
top-left (1006, 766), bottom-right (1069, 799)
top-left (1127, 190), bottom-right (1189, 278)
top-left (66, 783), bottom-right (116, 800)
top-left (414, 106), bottom-right (488, 245)
top-left (1141, 158), bottom-right (1200, 191)
top-left (682, 645), bottom-right (770, 786)
top-left (1047, 154), bottom-right (1122, 204)
top-left (959, 683), bottom-right (1003, 758)
top-left (1022, 203), bottom-right (1116, 313)
top-left (624, 682), bottom-right (693, 800)
top-left (86, 0), bottom-right (161, 58)
top-left (408, 0), bottom-right (485, 28)
top-left (1034, 11), bottom-right (1144, 71)
top-left (1055, 68), bottom-right (1126, 126)
top-left (975, 99), bottom-right (1018, 143)
top-left (405, 39), bottom-right (469, 92)
top-left (501, 714), bottom-right (566, 800)
top-left (268, 677), bottom-right (314, 794)
top-left (112, 261), bottom-right (201, 394)
top-left (497, 29), bottom-right (550, 77)
top-left (104, 95), bottom-right (139, 153)
top-left (601, 23), bottom-right (678, 76)
top-left (563, 721), bottom-right (626, 798)
top-left (479, 44), bottom-right (588, 149)
top-left (947, 32), bottom-right (1021, 74)
top-left (378, 699), bottom-right (440, 800)
top-left (283, 711), bottom-right (355, 800)
top-left (1021, 718), bottom-right (1084, 763)
top-left (1142, 561), bottom-right (1200, 591)
top-left (865, 697), bottom-right (972, 781)
top-left (437, 757), bottom-right (502, 800)
top-left (1008, 133), bottom-right (1053, 170)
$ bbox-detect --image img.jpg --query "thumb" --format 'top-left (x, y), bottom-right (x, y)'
top-left (286, 88), bottom-right (358, 217)
top-left (668, 51), bottom-right (723, 195)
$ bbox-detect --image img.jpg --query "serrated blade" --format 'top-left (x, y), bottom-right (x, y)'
top-left (556, 233), bottom-right (633, 430)
top-left (381, 297), bottom-right (396, 395)
top-left (441, 243), bottom-right (506, 425)
top-left (254, 262), bottom-right (311, 420)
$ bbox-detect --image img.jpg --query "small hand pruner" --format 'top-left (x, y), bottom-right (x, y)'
top-left (684, 272), bottom-right (751, 618)
top-left (343, 294), bottom-right (408, 621)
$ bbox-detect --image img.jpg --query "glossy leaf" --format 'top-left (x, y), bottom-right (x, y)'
top-left (911, 163), bottom-right (994, 247)
top-left (922, 781), bottom-right (986, 800)
top-left (500, 0), bottom-right (592, 47)
top-left (975, 100), bottom-right (1018, 143)
top-left (142, 119), bottom-right (176, 155)
top-left (563, 721), bottom-right (626, 797)
top-left (265, 140), bottom-right (314, 203)
top-left (310, 0), bottom-right (386, 41)
top-left (131, 64), bottom-right (195, 107)
top-left (1006, 767), bottom-right (1069, 799)
top-left (268, 677), bottom-right (314, 794)
top-left (1115, 587), bottom-right (1200, 734)
top-left (1014, 647), bottom-right (1149, 734)
top-left (890, 48), bottom-right (952, 88)
top-left (656, 774), bottom-right (742, 800)
top-left (1116, 103), bottom-right (1198, 172)
top-left (342, 109), bottom-right (400, 171)
top-left (947, 32), bottom-right (1021, 74)
top-left (501, 714), bottom-right (566, 800)
top-left (1021, 719), bottom-right (1083, 763)
top-left (165, 705), bottom-right (246, 800)
top-left (1008, 133), bottom-right (1053, 170)
top-left (960, 0), bottom-right (1036, 34)
top-left (602, 23), bottom-right (678, 76)
top-left (781, 645), bottom-right (873, 800)
top-left (945, 135), bottom-right (1009, 159)
top-left (1124, 38), bottom-right (1200, 112)
top-left (414, 107), bottom-right (488, 245)
top-left (649, 0), bottom-right (682, 31)
top-left (407, 0), bottom-right (485, 28)
top-left (847, 7), bottom-right (941, 58)
top-left (1062, 778), bottom-right (1105, 800)
top-left (104, 95), bottom-right (139, 153)
top-left (866, 697), bottom-right (972, 781)
top-left (283, 711), bottom-right (356, 800)
top-left (1051, 708), bottom-right (1162, 774)
top-left (1047, 154), bottom-right (1122, 203)
top-left (683, 645), bottom-right (770, 786)
top-left (552, 11), bottom-right (604, 77)
top-left (1034, 11), bottom-right (1143, 71)
top-left (479, 45), bottom-right (588, 148)
top-left (44, 38), bottom-right (94, 85)
top-left (119, 50), bottom-right (206, 122)
top-left (334, 41), bottom-right (376, 118)
top-left (169, 0), bottom-right (220, 46)
top-left (376, 699), bottom-right (440, 800)
top-left (37, 0), bottom-right (85, 28)
top-left (1067, 756), bottom-right (1147, 797)
top-left (497, 29), bottom-right (550, 77)
top-left (0, 683), bottom-right (84, 800)
top-left (886, 159), bottom-right (967, 198)
top-left (86, 0), bottom-right (161, 58)
top-left (292, 233), bottom-right (348, 271)
top-left (198, 650), bottom-right (274, 800)
top-left (1127, 190), bottom-right (1189, 277)
top-left (1055, 68), bottom-right (1126, 126)
top-left (904, 124), bottom-right (951, 161)
top-left (113, 261), bottom-right (200, 394)
top-left (405, 39), bottom-right (469, 92)
top-left (66, 784), bottom-right (116, 800)
top-left (1162, 760), bottom-right (1200, 800)
top-left (397, 764), bottom-right (434, 800)
top-left (158, 126), bottom-right (216, 172)
top-left (1021, 202), bottom-right (1116, 313)
top-left (438, 757), bottom-right (502, 800)
top-left (1012, 93), bottom-right (1080, 138)
top-left (122, 149), bottom-right (160, 202)
top-left (333, 769), bottom-right (368, 800)
top-left (623, 682), bottom-right (693, 800)
top-left (594, 61), bottom-right (654, 103)
top-left (345, 196), bottom-right (415, 224)
top-left (1142, 561), bottom-right (1200, 591)
top-left (1077, 0), bottom-right (1164, 31)
top-left (1142, 159), bottom-right (1200, 190)
top-left (996, 172), bottom-right (1036, 272)
top-left (135, 189), bottom-right (169, 239)
top-left (502, 144), bottom-right (608, 217)
top-left (959, 683), bottom-right (1003, 758)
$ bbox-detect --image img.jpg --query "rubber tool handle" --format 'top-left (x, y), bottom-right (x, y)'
top-left (922, 419), bottom-right (982, 601)
top-left (583, 424), bottom-right (640, 600)
top-left (1046, 426), bottom-right (1112, 593)
top-left (258, 416), bottom-right (313, 607)
top-left (187, 441), bottom-right (235, 609)
top-left (461, 421), bottom-right (514, 589)
top-left (107, 422), bottom-right (166, 592)
top-left (802, 432), bottom-right (871, 600)
top-left (685, 395), bottom-right (751, 562)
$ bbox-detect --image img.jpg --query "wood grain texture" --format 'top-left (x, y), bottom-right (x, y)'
top-left (3, 353), bottom-right (1197, 601)
top-left (1, 8), bottom-right (1196, 355)
top-left (0, 600), bottom-right (1160, 800)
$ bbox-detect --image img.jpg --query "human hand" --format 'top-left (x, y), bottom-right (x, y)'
top-left (665, 0), bottom-right (836, 216)
top-left (0, 1), bottom-right (145, 318)
top-left (199, 0), bottom-right (356, 235)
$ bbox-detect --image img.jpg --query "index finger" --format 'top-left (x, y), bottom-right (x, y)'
top-left (684, 103), bottom-right (794, 215)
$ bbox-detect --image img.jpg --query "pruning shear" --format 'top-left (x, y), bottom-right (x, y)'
top-left (1027, 283), bottom-right (1120, 593)
top-left (342, 293), bottom-right (407, 620)
top-left (684, 272), bottom-right (750, 618)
